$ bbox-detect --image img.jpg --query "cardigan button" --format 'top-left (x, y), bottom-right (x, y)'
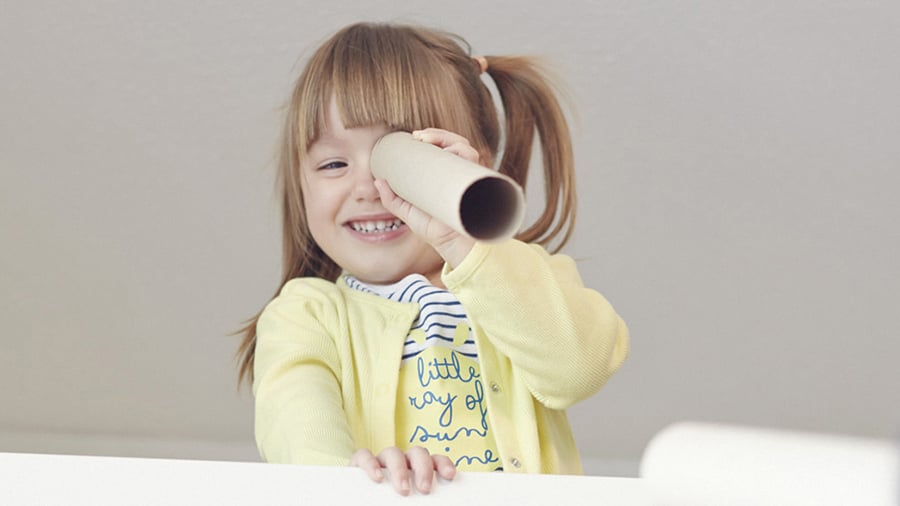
top-left (510, 458), bottom-right (521, 468)
top-left (490, 382), bottom-right (500, 393)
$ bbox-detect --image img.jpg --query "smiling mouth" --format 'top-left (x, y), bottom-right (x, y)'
top-left (348, 218), bottom-right (404, 234)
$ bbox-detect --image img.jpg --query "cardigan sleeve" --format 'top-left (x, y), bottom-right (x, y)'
top-left (253, 278), bottom-right (356, 465)
top-left (441, 240), bottom-right (629, 410)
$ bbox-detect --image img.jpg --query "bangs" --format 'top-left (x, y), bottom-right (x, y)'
top-left (296, 23), bottom-right (473, 153)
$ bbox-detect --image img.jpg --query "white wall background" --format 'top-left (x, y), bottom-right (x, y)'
top-left (1, 1), bottom-right (897, 477)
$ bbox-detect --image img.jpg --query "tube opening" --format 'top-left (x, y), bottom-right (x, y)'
top-left (460, 177), bottom-right (523, 240)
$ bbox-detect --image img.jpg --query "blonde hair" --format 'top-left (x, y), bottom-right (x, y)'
top-left (237, 22), bottom-right (577, 387)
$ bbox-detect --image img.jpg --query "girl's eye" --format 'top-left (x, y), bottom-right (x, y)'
top-left (318, 161), bottom-right (347, 171)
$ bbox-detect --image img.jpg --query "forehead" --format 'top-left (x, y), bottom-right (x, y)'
top-left (304, 97), bottom-right (391, 158)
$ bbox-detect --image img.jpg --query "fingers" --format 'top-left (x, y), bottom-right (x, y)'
top-left (432, 454), bottom-right (457, 481)
top-left (349, 448), bottom-right (385, 483)
top-left (373, 179), bottom-right (417, 232)
top-left (373, 177), bottom-right (446, 243)
top-left (412, 128), bottom-right (482, 164)
top-left (373, 179), bottom-right (404, 217)
top-left (377, 447), bottom-right (414, 495)
top-left (405, 446), bottom-right (437, 494)
top-left (351, 446), bottom-right (458, 496)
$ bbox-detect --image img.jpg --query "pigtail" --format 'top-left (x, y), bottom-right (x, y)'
top-left (484, 57), bottom-right (576, 253)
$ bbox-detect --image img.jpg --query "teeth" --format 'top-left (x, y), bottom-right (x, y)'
top-left (350, 219), bottom-right (403, 233)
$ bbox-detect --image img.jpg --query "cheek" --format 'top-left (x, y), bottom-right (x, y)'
top-left (302, 193), bottom-right (328, 231)
top-left (301, 181), bottom-right (343, 234)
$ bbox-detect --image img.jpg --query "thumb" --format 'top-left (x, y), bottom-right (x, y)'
top-left (374, 179), bottom-right (413, 223)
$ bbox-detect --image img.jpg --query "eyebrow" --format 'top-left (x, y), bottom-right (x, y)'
top-left (304, 132), bottom-right (346, 163)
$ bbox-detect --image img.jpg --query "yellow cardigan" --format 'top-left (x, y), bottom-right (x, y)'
top-left (253, 239), bottom-right (629, 474)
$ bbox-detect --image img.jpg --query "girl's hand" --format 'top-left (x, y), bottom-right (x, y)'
top-left (350, 446), bottom-right (457, 496)
top-left (412, 128), bottom-right (483, 162)
top-left (374, 128), bottom-right (480, 269)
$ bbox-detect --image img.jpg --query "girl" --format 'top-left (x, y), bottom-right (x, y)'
top-left (236, 22), bottom-right (629, 495)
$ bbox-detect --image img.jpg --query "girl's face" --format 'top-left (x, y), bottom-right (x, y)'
top-left (300, 98), bottom-right (445, 285)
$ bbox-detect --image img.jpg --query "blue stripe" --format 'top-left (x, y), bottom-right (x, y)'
top-left (412, 319), bottom-right (467, 333)
top-left (425, 332), bottom-right (469, 343)
top-left (412, 321), bottom-right (459, 331)
top-left (412, 287), bottom-right (447, 301)
top-left (402, 349), bottom-right (479, 361)
top-left (404, 334), bottom-right (455, 346)
top-left (417, 310), bottom-right (467, 320)
top-left (418, 301), bottom-right (462, 312)
top-left (396, 279), bottom-right (427, 301)
top-left (419, 302), bottom-right (466, 317)
top-left (404, 334), bottom-right (475, 345)
top-left (404, 281), bottom-right (432, 301)
top-left (344, 277), bottom-right (376, 295)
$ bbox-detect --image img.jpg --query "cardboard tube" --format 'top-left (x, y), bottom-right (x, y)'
top-left (370, 132), bottom-right (525, 241)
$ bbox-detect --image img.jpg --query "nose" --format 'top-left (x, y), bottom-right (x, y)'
top-left (351, 162), bottom-right (379, 202)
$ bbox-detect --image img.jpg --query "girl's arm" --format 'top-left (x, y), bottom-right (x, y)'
top-left (443, 239), bottom-right (629, 409)
top-left (253, 279), bottom-right (356, 465)
top-left (375, 128), bottom-right (628, 409)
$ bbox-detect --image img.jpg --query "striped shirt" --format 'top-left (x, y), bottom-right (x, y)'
top-left (345, 273), bottom-right (501, 471)
top-left (345, 274), bottom-right (478, 365)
